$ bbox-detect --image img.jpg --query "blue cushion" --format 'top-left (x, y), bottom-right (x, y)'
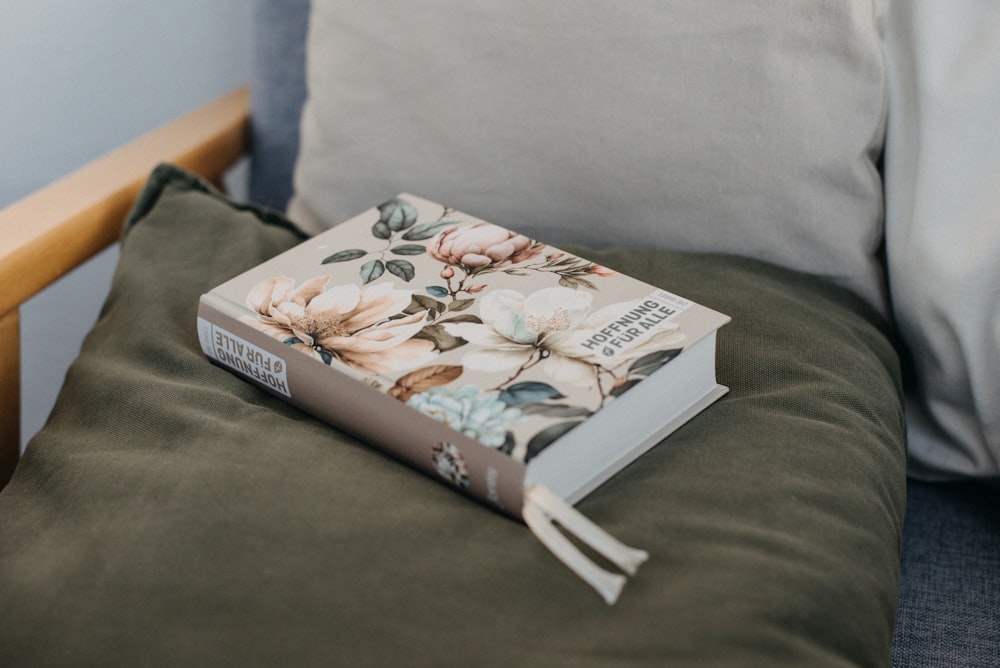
top-left (891, 480), bottom-right (1000, 666)
top-left (248, 0), bottom-right (310, 211)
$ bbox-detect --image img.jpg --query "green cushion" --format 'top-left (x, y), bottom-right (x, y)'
top-left (0, 164), bottom-right (906, 667)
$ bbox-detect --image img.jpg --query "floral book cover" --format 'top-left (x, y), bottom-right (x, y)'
top-left (198, 194), bottom-right (730, 517)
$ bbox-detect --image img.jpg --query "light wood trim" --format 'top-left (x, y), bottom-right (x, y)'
top-left (0, 87), bottom-right (251, 488)
top-left (0, 87), bottom-right (250, 317)
top-left (0, 308), bottom-right (19, 488)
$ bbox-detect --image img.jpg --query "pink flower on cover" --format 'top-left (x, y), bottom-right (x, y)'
top-left (244, 276), bottom-right (437, 375)
top-left (589, 264), bottom-right (618, 277)
top-left (429, 222), bottom-right (541, 270)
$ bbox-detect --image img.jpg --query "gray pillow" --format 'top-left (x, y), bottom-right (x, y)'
top-left (884, 1), bottom-right (1000, 478)
top-left (0, 164), bottom-right (906, 666)
top-left (290, 0), bottom-right (890, 314)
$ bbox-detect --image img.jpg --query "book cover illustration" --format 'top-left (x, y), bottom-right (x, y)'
top-left (221, 196), bottom-right (716, 477)
top-left (200, 194), bottom-right (730, 602)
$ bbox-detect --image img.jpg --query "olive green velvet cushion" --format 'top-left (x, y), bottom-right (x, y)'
top-left (0, 165), bottom-right (906, 667)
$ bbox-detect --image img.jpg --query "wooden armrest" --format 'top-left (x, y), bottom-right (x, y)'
top-left (0, 87), bottom-right (251, 488)
top-left (0, 87), bottom-right (250, 314)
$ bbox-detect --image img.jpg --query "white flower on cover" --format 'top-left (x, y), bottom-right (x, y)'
top-left (443, 287), bottom-right (686, 386)
top-left (245, 276), bottom-right (437, 375)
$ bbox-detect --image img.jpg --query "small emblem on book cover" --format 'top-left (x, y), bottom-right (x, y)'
top-left (431, 441), bottom-right (470, 489)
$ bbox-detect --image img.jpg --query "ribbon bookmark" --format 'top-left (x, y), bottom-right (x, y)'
top-left (523, 485), bottom-right (649, 605)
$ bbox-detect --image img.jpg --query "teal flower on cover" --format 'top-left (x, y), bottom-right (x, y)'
top-left (408, 385), bottom-right (522, 448)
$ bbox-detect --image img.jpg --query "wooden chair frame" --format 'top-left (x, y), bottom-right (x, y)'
top-left (0, 88), bottom-right (251, 488)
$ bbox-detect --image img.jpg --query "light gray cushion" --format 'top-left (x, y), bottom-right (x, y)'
top-left (289, 0), bottom-right (890, 314)
top-left (884, 1), bottom-right (1000, 478)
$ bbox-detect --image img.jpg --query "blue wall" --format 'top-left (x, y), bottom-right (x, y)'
top-left (1, 1), bottom-right (253, 448)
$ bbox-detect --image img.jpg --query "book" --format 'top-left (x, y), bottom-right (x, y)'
top-left (197, 194), bottom-right (731, 603)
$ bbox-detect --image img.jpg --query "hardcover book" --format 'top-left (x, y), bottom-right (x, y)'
top-left (197, 194), bottom-right (730, 603)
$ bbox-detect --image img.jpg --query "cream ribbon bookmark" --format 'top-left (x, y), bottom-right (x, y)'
top-left (522, 485), bottom-right (649, 605)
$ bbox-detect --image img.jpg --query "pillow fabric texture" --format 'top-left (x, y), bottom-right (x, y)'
top-left (289, 0), bottom-right (891, 315)
top-left (884, 1), bottom-right (1000, 479)
top-left (0, 165), bottom-right (906, 666)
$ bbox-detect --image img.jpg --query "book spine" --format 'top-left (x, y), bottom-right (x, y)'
top-left (196, 296), bottom-right (527, 518)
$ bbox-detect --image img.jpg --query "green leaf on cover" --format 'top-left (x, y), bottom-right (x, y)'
top-left (322, 248), bottom-right (367, 264)
top-left (390, 244), bottom-right (427, 256)
top-left (518, 404), bottom-right (592, 418)
top-left (402, 220), bottom-right (455, 241)
top-left (406, 294), bottom-right (447, 315)
top-left (610, 379), bottom-right (642, 398)
top-left (558, 275), bottom-right (596, 291)
top-left (440, 314), bottom-right (482, 324)
top-left (413, 323), bottom-right (467, 352)
top-left (498, 432), bottom-right (516, 457)
top-left (499, 382), bottom-right (565, 406)
top-left (386, 259), bottom-right (416, 282)
top-left (378, 197), bottom-right (418, 231)
top-left (525, 421), bottom-right (582, 461)
top-left (448, 298), bottom-right (475, 312)
top-left (371, 221), bottom-right (392, 240)
top-left (629, 349), bottom-right (682, 377)
top-left (360, 259), bottom-right (385, 284)
top-left (426, 285), bottom-right (449, 298)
